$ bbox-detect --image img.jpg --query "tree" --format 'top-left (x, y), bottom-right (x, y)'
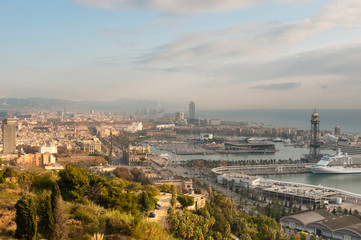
top-left (51, 182), bottom-right (61, 214)
top-left (37, 192), bottom-right (54, 239)
top-left (171, 185), bottom-right (177, 208)
top-left (130, 168), bottom-right (141, 180)
top-left (58, 165), bottom-right (90, 200)
top-left (177, 195), bottom-right (194, 209)
top-left (52, 198), bottom-right (69, 240)
top-left (15, 195), bottom-right (37, 240)
top-left (300, 233), bottom-right (307, 240)
top-left (3, 167), bottom-right (16, 178)
top-left (17, 173), bottom-right (34, 192)
top-left (27, 198), bottom-right (37, 240)
top-left (32, 171), bottom-right (57, 191)
top-left (113, 167), bottom-right (133, 181)
top-left (15, 196), bottom-right (30, 239)
top-left (51, 182), bottom-right (68, 240)
top-left (139, 191), bottom-right (153, 214)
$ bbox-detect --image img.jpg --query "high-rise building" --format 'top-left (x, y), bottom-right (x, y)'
top-left (2, 118), bottom-right (16, 154)
top-left (189, 101), bottom-right (195, 120)
top-left (335, 126), bottom-right (341, 135)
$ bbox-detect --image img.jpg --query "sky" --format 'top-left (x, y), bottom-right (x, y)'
top-left (1, 0), bottom-right (361, 110)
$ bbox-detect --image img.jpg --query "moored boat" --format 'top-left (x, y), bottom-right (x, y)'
top-left (306, 152), bottom-right (361, 174)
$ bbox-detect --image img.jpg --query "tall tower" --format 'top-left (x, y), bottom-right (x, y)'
top-left (309, 111), bottom-right (321, 161)
top-left (2, 118), bottom-right (16, 154)
top-left (189, 101), bottom-right (195, 120)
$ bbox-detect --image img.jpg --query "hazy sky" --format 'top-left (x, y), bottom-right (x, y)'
top-left (1, 0), bottom-right (361, 109)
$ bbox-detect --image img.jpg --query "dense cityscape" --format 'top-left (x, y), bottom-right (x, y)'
top-left (0, 101), bottom-right (361, 240)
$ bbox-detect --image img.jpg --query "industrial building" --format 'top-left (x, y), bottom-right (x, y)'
top-left (281, 211), bottom-right (361, 239)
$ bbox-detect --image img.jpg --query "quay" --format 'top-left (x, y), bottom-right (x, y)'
top-left (212, 165), bottom-right (361, 207)
top-left (261, 179), bottom-right (361, 205)
top-left (212, 163), bottom-right (311, 175)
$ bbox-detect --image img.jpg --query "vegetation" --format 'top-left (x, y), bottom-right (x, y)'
top-left (168, 191), bottom-right (285, 240)
top-left (0, 166), bottom-right (172, 240)
top-left (1, 165), bottom-right (336, 240)
top-left (177, 195), bottom-right (194, 209)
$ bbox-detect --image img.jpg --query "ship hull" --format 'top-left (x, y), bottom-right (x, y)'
top-left (306, 165), bottom-right (361, 174)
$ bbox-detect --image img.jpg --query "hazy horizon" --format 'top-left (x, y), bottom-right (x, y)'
top-left (2, 0), bottom-right (361, 109)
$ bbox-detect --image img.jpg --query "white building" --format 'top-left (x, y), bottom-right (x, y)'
top-left (128, 122), bottom-right (143, 133)
top-left (156, 124), bottom-right (175, 130)
top-left (200, 133), bottom-right (213, 141)
top-left (217, 173), bottom-right (260, 189)
top-left (39, 145), bottom-right (58, 154)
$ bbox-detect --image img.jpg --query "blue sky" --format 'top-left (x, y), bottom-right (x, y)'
top-left (1, 0), bottom-right (361, 109)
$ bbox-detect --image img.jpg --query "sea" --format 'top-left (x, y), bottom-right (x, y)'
top-left (197, 109), bottom-right (361, 134)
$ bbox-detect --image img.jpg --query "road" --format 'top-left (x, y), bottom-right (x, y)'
top-left (148, 193), bottom-right (172, 229)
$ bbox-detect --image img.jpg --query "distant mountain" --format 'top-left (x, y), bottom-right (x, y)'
top-left (0, 97), bottom-right (179, 112)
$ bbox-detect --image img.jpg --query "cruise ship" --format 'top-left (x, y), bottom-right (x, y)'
top-left (306, 152), bottom-right (361, 174)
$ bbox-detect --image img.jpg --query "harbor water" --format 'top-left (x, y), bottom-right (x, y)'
top-left (150, 143), bottom-right (335, 162)
top-left (150, 143), bottom-right (361, 195)
top-left (266, 173), bottom-right (361, 195)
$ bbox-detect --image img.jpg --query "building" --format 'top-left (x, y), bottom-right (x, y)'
top-left (156, 124), bottom-right (175, 130)
top-left (114, 122), bottom-right (143, 133)
top-left (335, 126), bottom-right (341, 135)
top-left (209, 119), bottom-right (221, 126)
top-left (127, 122), bottom-right (143, 133)
top-left (186, 193), bottom-right (206, 211)
top-left (200, 133), bottom-right (214, 141)
top-left (217, 173), bottom-right (261, 189)
top-left (337, 141), bottom-right (361, 155)
top-left (39, 145), bottom-right (57, 154)
top-left (146, 130), bottom-right (176, 137)
top-left (175, 112), bottom-right (187, 126)
top-left (82, 137), bottom-right (102, 154)
top-left (189, 101), bottom-right (195, 120)
top-left (153, 179), bottom-right (193, 191)
top-left (123, 144), bottom-right (150, 165)
top-left (17, 153), bottom-right (56, 167)
top-left (175, 112), bottom-right (184, 121)
top-left (281, 211), bottom-right (361, 239)
top-left (2, 118), bottom-right (16, 154)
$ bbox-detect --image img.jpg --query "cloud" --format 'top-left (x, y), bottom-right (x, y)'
top-left (132, 0), bottom-right (361, 67)
top-left (135, 20), bottom-right (330, 67)
top-left (318, 0), bottom-right (361, 28)
top-left (75, 0), bottom-right (311, 15)
top-left (251, 82), bottom-right (301, 90)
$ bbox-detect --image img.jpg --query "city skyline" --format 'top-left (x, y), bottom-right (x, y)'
top-left (1, 0), bottom-right (361, 109)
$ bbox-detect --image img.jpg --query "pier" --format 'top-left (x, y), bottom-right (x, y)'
top-left (212, 163), bottom-right (311, 175)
